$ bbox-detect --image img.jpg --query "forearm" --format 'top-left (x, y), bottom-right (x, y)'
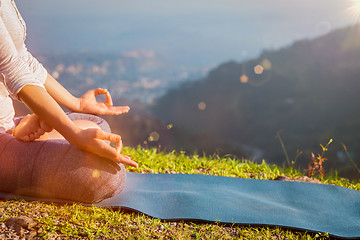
top-left (44, 73), bottom-right (81, 112)
top-left (44, 73), bottom-right (130, 116)
top-left (18, 84), bottom-right (138, 167)
top-left (18, 85), bottom-right (80, 143)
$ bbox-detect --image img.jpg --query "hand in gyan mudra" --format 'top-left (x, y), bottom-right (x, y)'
top-left (78, 88), bottom-right (130, 115)
top-left (13, 86), bottom-right (137, 168)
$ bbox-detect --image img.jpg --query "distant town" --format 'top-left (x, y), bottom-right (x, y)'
top-left (37, 50), bottom-right (209, 103)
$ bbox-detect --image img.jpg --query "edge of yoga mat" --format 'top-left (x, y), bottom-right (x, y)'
top-left (1, 172), bottom-right (360, 239)
top-left (98, 172), bottom-right (360, 239)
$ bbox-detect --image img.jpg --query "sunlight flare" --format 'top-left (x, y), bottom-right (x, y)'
top-left (148, 131), bottom-right (160, 142)
top-left (347, 0), bottom-right (360, 21)
top-left (261, 59), bottom-right (272, 70)
top-left (92, 169), bottom-right (100, 179)
top-left (254, 65), bottom-right (264, 75)
top-left (240, 74), bottom-right (249, 83)
top-left (198, 101), bottom-right (206, 110)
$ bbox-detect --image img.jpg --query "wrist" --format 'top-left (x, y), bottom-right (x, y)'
top-left (63, 127), bottom-right (82, 146)
top-left (67, 97), bottom-right (82, 112)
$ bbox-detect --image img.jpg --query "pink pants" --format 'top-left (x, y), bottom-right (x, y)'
top-left (0, 113), bottom-right (126, 203)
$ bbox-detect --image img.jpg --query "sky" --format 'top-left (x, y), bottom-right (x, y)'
top-left (17, 0), bottom-right (360, 68)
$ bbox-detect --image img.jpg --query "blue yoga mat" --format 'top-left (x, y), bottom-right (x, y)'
top-left (97, 172), bottom-right (360, 239)
top-left (1, 172), bottom-right (360, 238)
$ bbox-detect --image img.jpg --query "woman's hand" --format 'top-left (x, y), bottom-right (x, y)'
top-left (44, 74), bottom-right (130, 115)
top-left (18, 85), bottom-right (137, 168)
top-left (69, 127), bottom-right (138, 168)
top-left (78, 88), bottom-right (130, 115)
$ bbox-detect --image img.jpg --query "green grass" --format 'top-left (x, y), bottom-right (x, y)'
top-left (1, 146), bottom-right (359, 239)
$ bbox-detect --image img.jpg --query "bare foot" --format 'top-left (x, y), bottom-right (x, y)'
top-left (13, 114), bottom-right (53, 142)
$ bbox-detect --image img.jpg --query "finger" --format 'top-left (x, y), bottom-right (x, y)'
top-left (115, 138), bottom-right (122, 154)
top-left (92, 88), bottom-right (113, 107)
top-left (114, 106), bottom-right (130, 113)
top-left (104, 106), bottom-right (130, 115)
top-left (104, 90), bottom-right (113, 107)
top-left (93, 88), bottom-right (107, 97)
top-left (82, 89), bottom-right (96, 98)
top-left (95, 130), bottom-right (122, 143)
top-left (118, 154), bottom-right (138, 168)
top-left (92, 140), bottom-right (137, 167)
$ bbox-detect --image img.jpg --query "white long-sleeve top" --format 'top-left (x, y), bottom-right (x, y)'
top-left (0, 0), bottom-right (47, 132)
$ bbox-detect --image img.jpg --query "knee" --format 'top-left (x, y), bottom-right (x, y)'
top-left (47, 146), bottom-right (127, 203)
top-left (66, 113), bottom-right (111, 133)
top-left (81, 162), bottom-right (127, 203)
top-left (0, 136), bottom-right (127, 204)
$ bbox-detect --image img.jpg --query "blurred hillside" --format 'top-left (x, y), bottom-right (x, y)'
top-left (37, 50), bottom-right (206, 103)
top-left (152, 24), bottom-right (360, 179)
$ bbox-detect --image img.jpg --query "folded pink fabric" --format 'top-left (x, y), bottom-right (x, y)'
top-left (0, 114), bottom-right (126, 203)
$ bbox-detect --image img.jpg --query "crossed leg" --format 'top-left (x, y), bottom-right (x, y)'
top-left (13, 113), bottom-right (102, 141)
top-left (2, 113), bottom-right (125, 203)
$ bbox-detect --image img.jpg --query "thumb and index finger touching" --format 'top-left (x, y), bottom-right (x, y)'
top-left (92, 88), bottom-right (130, 115)
top-left (83, 89), bottom-right (136, 167)
top-left (96, 130), bottom-right (138, 168)
top-left (93, 88), bottom-right (113, 107)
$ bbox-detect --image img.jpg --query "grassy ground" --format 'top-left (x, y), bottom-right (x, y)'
top-left (1, 147), bottom-right (359, 239)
